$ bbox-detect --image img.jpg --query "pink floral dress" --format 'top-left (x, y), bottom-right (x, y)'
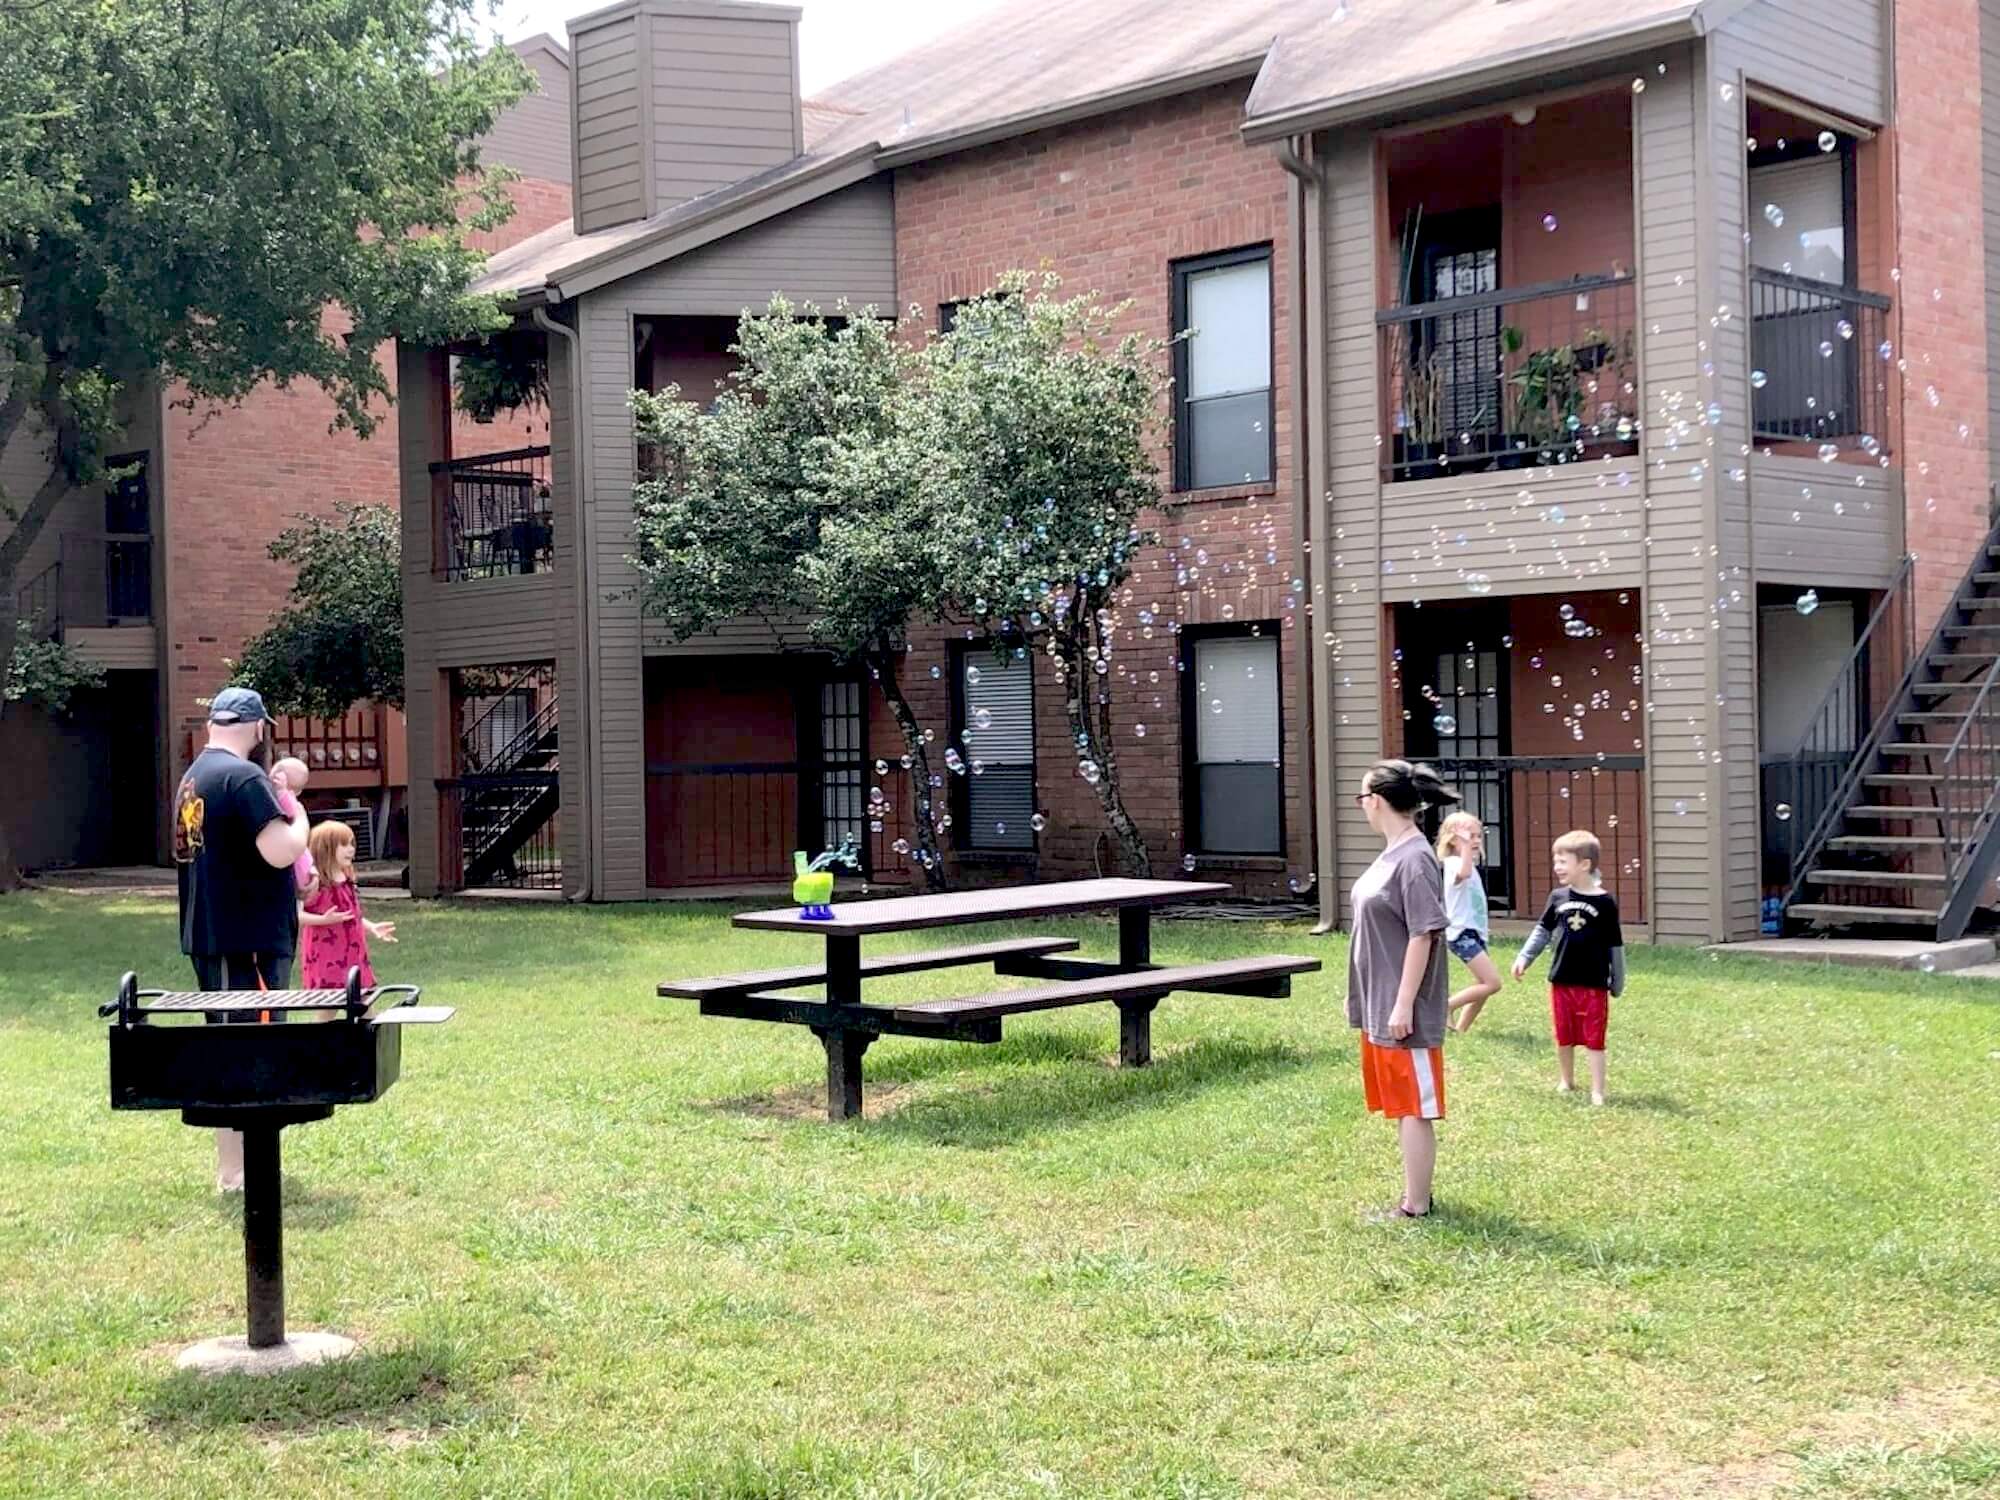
top-left (301, 879), bottom-right (375, 989)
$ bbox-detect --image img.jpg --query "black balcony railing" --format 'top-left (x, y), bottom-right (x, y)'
top-left (1379, 274), bottom-right (1640, 482)
top-left (432, 446), bottom-right (553, 581)
top-left (14, 533), bottom-right (153, 635)
top-left (1423, 755), bottom-right (1648, 921)
top-left (1749, 270), bottom-right (1892, 447)
top-left (437, 774), bottom-right (561, 891)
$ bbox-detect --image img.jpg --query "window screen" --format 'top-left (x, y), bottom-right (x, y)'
top-left (1190, 633), bottom-right (1282, 854)
top-left (1175, 250), bottom-right (1274, 490)
top-left (959, 650), bottom-right (1035, 851)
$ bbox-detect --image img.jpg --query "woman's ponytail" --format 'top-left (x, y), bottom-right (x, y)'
top-left (1364, 757), bottom-right (1462, 814)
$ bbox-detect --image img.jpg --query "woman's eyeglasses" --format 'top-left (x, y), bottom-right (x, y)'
top-left (1353, 791), bottom-right (1375, 807)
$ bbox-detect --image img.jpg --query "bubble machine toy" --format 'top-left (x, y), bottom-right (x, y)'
top-left (793, 836), bottom-right (862, 920)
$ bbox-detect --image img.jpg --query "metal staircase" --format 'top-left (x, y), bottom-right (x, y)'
top-left (1783, 515), bottom-right (2000, 939)
top-left (457, 686), bottom-right (560, 889)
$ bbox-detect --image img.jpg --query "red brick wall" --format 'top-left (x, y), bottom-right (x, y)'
top-left (1894, 0), bottom-right (1992, 631)
top-left (890, 83), bottom-right (1307, 896)
top-left (162, 174), bottom-right (571, 782)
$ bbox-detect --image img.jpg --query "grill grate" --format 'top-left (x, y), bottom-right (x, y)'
top-left (137, 990), bottom-right (358, 1012)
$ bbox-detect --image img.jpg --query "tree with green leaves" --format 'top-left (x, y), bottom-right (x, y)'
top-left (0, 0), bottom-right (531, 888)
top-left (918, 275), bottom-right (1166, 876)
top-left (631, 300), bottom-right (956, 887)
top-left (233, 504), bottom-right (403, 719)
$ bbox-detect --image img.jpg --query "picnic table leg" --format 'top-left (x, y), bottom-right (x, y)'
top-left (1119, 906), bottom-right (1151, 967)
top-left (1116, 998), bottom-right (1159, 1068)
top-left (811, 1026), bottom-right (875, 1120)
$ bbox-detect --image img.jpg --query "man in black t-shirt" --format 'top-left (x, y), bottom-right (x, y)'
top-left (173, 686), bottom-right (310, 1189)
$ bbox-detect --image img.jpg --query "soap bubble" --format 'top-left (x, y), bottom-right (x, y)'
top-left (1817, 130), bottom-right (1837, 152)
top-left (1763, 203), bottom-right (1784, 227)
top-left (1433, 712), bottom-right (1458, 735)
top-left (1916, 953), bottom-right (1938, 973)
top-left (1837, 319), bottom-right (1854, 341)
top-left (1134, 723), bottom-right (1147, 738)
top-left (873, 759), bottom-right (889, 776)
top-left (1673, 799), bottom-right (1688, 815)
top-left (1182, 854), bottom-right (1198, 872)
top-left (1817, 443), bottom-right (1839, 463)
top-left (1466, 572), bottom-right (1493, 594)
top-left (1795, 589), bottom-right (1819, 616)
top-left (1750, 368), bottom-right (1768, 389)
top-left (1542, 213), bottom-right (1559, 232)
top-left (1775, 803), bottom-right (1792, 821)
top-left (1548, 505), bottom-right (1567, 525)
top-left (1030, 812), bottom-right (1048, 832)
top-left (1079, 760), bottom-right (1101, 785)
top-left (929, 664), bottom-right (942, 679)
top-left (1631, 77), bottom-right (1646, 94)
top-left (1819, 340), bottom-right (1834, 359)
top-left (965, 665), bottom-right (982, 686)
top-left (973, 707), bottom-right (993, 730)
top-left (892, 838), bottom-right (910, 854)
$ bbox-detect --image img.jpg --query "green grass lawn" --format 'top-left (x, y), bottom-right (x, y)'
top-left (2, 891), bottom-right (1997, 1499)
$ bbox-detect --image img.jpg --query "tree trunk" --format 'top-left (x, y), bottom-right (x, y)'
top-left (868, 643), bottom-right (949, 892)
top-left (1052, 603), bottom-right (1152, 878)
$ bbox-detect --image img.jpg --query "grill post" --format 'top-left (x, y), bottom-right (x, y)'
top-left (242, 1125), bottom-right (286, 1348)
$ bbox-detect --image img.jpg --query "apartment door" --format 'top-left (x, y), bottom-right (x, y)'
top-left (1400, 604), bottom-right (1512, 907)
top-left (1421, 213), bottom-right (1503, 448)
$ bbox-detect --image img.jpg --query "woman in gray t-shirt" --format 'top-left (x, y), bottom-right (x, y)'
top-left (1346, 758), bottom-right (1457, 1220)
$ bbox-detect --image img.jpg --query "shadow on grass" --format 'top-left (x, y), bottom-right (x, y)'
top-left (1456, 1025), bottom-right (1550, 1055)
top-left (1604, 1090), bottom-right (1690, 1115)
top-left (866, 1035), bottom-right (1315, 1148)
top-left (141, 1340), bottom-right (470, 1434)
top-left (204, 1179), bottom-right (361, 1230)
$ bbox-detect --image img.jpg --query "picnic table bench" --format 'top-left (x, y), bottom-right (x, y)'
top-left (659, 878), bottom-right (1321, 1120)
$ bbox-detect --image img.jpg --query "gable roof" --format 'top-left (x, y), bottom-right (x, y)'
top-left (473, 0), bottom-right (1741, 304)
top-left (1242, 0), bottom-right (1736, 139)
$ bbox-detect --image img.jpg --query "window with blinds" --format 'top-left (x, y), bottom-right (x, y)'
top-left (953, 646), bottom-right (1036, 852)
top-left (1172, 246), bottom-right (1274, 491)
top-left (1187, 631), bottom-right (1282, 854)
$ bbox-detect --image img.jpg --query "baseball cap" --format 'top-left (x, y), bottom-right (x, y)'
top-left (208, 687), bottom-right (270, 725)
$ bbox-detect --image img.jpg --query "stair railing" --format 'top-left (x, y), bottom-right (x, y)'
top-left (457, 665), bottom-right (553, 774)
top-left (1935, 653), bottom-right (2000, 939)
top-left (1778, 553), bottom-right (1919, 910)
top-left (1782, 513), bottom-right (2000, 918)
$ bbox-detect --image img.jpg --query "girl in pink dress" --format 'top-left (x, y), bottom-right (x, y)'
top-left (298, 821), bottom-right (396, 988)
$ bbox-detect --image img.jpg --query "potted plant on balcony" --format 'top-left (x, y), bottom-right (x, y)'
top-left (1391, 339), bottom-right (1447, 478)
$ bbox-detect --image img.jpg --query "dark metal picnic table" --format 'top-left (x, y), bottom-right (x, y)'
top-left (663, 878), bottom-right (1321, 1120)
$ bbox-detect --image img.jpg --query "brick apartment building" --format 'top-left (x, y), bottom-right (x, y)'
top-left (397, 0), bottom-right (2000, 945)
top-left (0, 36), bottom-right (574, 872)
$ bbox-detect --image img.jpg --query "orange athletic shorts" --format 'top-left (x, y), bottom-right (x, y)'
top-left (1359, 1035), bottom-right (1446, 1120)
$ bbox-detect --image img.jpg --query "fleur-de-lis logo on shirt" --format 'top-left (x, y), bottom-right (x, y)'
top-left (1567, 911), bottom-right (1587, 932)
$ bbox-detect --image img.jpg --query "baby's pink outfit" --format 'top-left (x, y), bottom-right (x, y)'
top-left (277, 790), bottom-right (314, 890)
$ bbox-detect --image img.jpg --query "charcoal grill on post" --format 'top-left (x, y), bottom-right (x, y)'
top-left (102, 968), bottom-right (452, 1374)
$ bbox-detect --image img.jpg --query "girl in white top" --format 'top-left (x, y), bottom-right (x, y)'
top-left (1437, 812), bottom-right (1503, 1032)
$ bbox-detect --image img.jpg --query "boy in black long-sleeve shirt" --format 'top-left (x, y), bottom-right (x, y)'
top-left (1511, 829), bottom-right (1625, 1105)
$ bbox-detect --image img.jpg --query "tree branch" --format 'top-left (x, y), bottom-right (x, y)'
top-left (0, 453), bottom-right (72, 579)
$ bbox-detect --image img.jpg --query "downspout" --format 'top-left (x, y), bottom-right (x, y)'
top-left (1276, 134), bottom-right (1338, 935)
top-left (534, 304), bottom-right (596, 902)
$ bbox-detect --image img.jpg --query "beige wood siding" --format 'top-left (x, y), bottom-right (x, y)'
top-left (430, 576), bottom-right (560, 666)
top-left (546, 329), bottom-right (589, 897)
top-left (1705, 37), bottom-right (1763, 941)
top-left (642, 614), bottom-right (799, 654)
top-left (65, 626), bottom-right (156, 671)
top-left (1376, 468), bottom-right (1643, 605)
top-left (650, 12), bottom-right (801, 205)
top-left (1315, 130), bottom-right (1384, 924)
top-left (485, 45), bottom-right (572, 186)
top-left (578, 299), bottom-right (650, 901)
top-left (609, 177), bottom-right (895, 314)
top-left (574, 15), bottom-right (647, 232)
top-left (395, 343), bottom-right (447, 897)
top-left (1635, 48), bottom-right (1731, 942)
top-left (1718, 0), bottom-right (1888, 125)
top-left (1751, 455), bottom-right (1904, 587)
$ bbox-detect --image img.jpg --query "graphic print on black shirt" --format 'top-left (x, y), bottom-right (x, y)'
top-left (1534, 886), bottom-right (1623, 990)
top-left (175, 747), bottom-right (298, 959)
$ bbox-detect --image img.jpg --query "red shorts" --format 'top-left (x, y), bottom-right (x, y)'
top-left (1550, 985), bottom-right (1609, 1050)
top-left (1359, 1036), bottom-right (1446, 1120)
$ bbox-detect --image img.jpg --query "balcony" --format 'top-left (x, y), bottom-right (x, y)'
top-left (14, 531), bottom-right (153, 638)
top-left (1748, 270), bottom-right (1892, 448)
top-left (431, 446), bottom-right (553, 582)
top-left (1380, 274), bottom-right (1639, 482)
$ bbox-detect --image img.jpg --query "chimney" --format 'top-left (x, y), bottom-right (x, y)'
top-left (567, 0), bottom-right (804, 235)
